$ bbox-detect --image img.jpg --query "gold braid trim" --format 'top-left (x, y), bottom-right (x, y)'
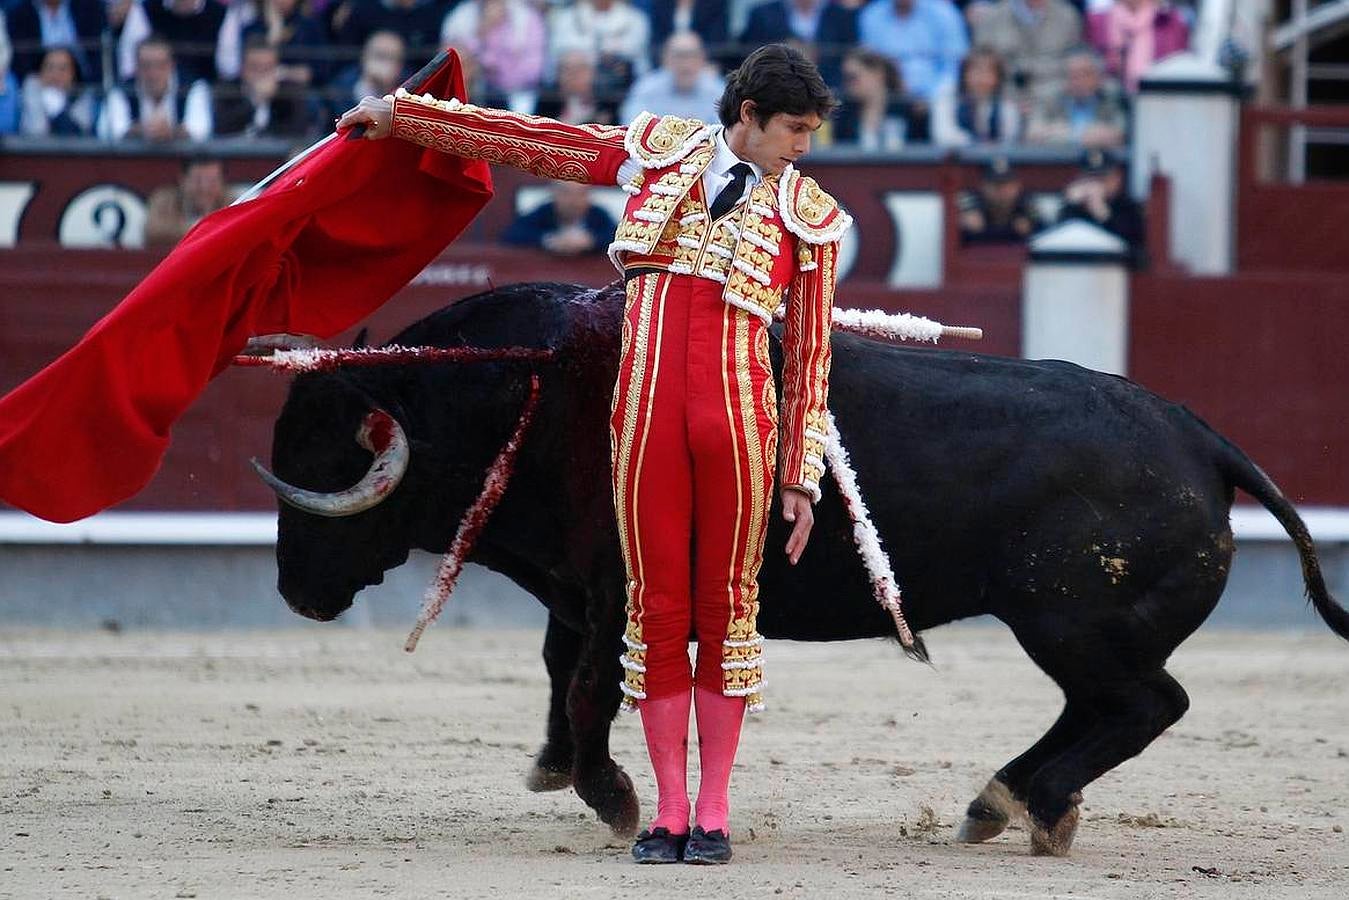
top-left (391, 89), bottom-right (623, 183)
top-left (779, 240), bottom-right (837, 503)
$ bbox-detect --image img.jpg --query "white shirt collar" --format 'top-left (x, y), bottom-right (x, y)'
top-left (711, 126), bottom-right (762, 183)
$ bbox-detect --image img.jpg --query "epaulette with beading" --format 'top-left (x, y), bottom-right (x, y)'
top-left (624, 112), bottom-right (713, 168)
top-left (777, 165), bottom-right (852, 244)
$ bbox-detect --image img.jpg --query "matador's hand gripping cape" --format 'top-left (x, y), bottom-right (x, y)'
top-left (0, 51), bottom-right (493, 523)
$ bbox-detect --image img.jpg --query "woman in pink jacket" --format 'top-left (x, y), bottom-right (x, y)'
top-left (1088, 0), bottom-right (1190, 93)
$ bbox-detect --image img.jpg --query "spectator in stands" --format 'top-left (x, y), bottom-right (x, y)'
top-left (619, 30), bottom-right (722, 123)
top-left (502, 181), bottom-right (618, 256)
top-left (971, 0), bottom-right (1082, 106)
top-left (534, 47), bottom-right (619, 124)
top-left (213, 0), bottom-right (258, 83)
top-left (857, 0), bottom-right (968, 102)
top-left (241, 0), bottom-right (327, 88)
top-left (1057, 147), bottom-right (1144, 255)
top-left (144, 154), bottom-right (231, 246)
top-left (648, 0), bottom-right (727, 68)
top-left (1025, 46), bottom-right (1126, 147)
top-left (1087, 0), bottom-right (1189, 93)
top-left (335, 0), bottom-right (446, 71)
top-left (5, 0), bottom-right (107, 80)
top-left (833, 46), bottom-right (928, 149)
top-left (549, 0), bottom-right (651, 96)
top-left (958, 155), bottom-right (1041, 244)
top-left (442, 41), bottom-right (510, 109)
top-left (212, 35), bottom-right (312, 137)
top-left (738, 0), bottom-right (858, 88)
top-left (19, 44), bottom-right (96, 135)
top-left (328, 28), bottom-right (403, 114)
top-left (108, 0), bottom-right (149, 81)
top-left (931, 46), bottom-right (1020, 146)
top-left (98, 34), bottom-right (212, 142)
top-left (440, 0), bottom-right (546, 96)
top-left (144, 0), bottom-right (228, 84)
top-left (0, 11), bottom-right (19, 134)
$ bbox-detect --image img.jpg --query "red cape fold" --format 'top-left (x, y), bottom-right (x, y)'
top-left (0, 51), bottom-right (493, 523)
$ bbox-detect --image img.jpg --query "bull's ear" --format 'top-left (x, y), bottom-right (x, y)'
top-left (352, 328), bottom-right (370, 350)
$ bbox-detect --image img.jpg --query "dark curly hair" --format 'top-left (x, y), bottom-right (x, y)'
top-left (717, 44), bottom-right (838, 129)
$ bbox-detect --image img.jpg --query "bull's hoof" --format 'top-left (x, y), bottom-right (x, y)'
top-left (526, 745), bottom-right (574, 792)
top-left (525, 764), bottom-right (573, 793)
top-left (575, 763), bottom-right (640, 837)
top-left (956, 778), bottom-right (1023, 844)
top-left (1029, 793), bottom-right (1082, 857)
top-left (957, 814), bottom-right (1009, 844)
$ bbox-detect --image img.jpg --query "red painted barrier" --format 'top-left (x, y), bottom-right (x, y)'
top-left (1130, 272), bottom-right (1349, 505)
top-left (1237, 106), bottom-right (1349, 273)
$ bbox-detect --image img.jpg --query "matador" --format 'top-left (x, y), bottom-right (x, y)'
top-left (339, 44), bottom-right (849, 865)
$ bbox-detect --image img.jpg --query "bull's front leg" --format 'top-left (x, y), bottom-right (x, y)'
top-left (567, 604), bottom-right (639, 836)
top-left (526, 612), bottom-right (581, 792)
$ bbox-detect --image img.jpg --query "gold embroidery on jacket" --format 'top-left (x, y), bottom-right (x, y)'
top-left (392, 91), bottom-right (607, 182)
top-left (609, 145), bottom-right (715, 265)
top-left (626, 112), bottom-right (710, 166)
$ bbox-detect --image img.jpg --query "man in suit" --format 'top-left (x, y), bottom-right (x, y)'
top-left (212, 37), bottom-right (314, 139)
top-left (738, 0), bottom-right (858, 87)
top-left (5, 0), bottom-right (106, 80)
top-left (502, 181), bottom-right (618, 255)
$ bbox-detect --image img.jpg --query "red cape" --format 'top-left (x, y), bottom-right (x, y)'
top-left (0, 52), bottom-right (493, 523)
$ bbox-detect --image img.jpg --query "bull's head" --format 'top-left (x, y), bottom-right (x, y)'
top-left (257, 373), bottom-right (422, 621)
top-left (251, 408), bottom-right (408, 519)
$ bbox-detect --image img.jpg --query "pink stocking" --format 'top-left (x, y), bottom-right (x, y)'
top-left (638, 690), bottom-right (692, 833)
top-left (693, 686), bottom-right (745, 834)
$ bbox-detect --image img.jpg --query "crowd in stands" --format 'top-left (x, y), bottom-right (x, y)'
top-left (956, 147), bottom-right (1144, 258)
top-left (1, 0), bottom-right (1194, 149)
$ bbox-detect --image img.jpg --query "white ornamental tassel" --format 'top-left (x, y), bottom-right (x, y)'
top-left (823, 411), bottom-right (928, 662)
top-left (772, 306), bottom-right (983, 344)
top-left (830, 308), bottom-right (984, 343)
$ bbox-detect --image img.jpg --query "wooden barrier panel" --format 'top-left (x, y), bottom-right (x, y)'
top-left (1130, 271), bottom-right (1349, 506)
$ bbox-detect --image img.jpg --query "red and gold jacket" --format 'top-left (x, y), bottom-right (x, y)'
top-left (390, 89), bottom-right (852, 501)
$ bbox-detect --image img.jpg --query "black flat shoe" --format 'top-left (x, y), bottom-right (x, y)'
top-left (682, 825), bottom-right (732, 864)
top-left (631, 827), bottom-right (688, 864)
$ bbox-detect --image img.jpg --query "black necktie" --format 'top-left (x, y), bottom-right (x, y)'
top-left (709, 162), bottom-right (753, 221)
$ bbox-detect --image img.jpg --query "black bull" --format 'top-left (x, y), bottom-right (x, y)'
top-left (264, 281), bottom-right (1348, 855)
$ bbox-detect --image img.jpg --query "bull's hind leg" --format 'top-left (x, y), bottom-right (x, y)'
top-left (956, 703), bottom-right (1092, 843)
top-left (568, 623), bottom-right (640, 835)
top-left (1025, 669), bottom-right (1190, 856)
top-left (527, 613), bottom-right (581, 792)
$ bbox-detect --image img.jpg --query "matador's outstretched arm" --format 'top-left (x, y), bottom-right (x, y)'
top-left (338, 90), bottom-right (631, 185)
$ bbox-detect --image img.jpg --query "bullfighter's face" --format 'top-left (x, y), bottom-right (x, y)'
top-left (737, 107), bottom-right (822, 176)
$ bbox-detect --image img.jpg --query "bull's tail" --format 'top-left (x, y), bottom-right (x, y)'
top-left (1208, 427), bottom-right (1349, 641)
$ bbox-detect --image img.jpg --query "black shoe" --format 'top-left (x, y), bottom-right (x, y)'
top-left (682, 825), bottom-right (732, 864)
top-left (631, 827), bottom-right (688, 864)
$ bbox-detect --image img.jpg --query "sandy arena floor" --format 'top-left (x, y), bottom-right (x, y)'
top-left (2, 625), bottom-right (1347, 899)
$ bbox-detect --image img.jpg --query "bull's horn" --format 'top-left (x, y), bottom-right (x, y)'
top-left (251, 409), bottom-right (410, 517)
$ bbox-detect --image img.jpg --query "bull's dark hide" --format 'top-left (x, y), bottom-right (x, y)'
top-left (266, 281), bottom-right (1348, 855)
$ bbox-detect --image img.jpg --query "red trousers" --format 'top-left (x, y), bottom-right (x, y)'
top-left (613, 272), bottom-right (775, 708)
